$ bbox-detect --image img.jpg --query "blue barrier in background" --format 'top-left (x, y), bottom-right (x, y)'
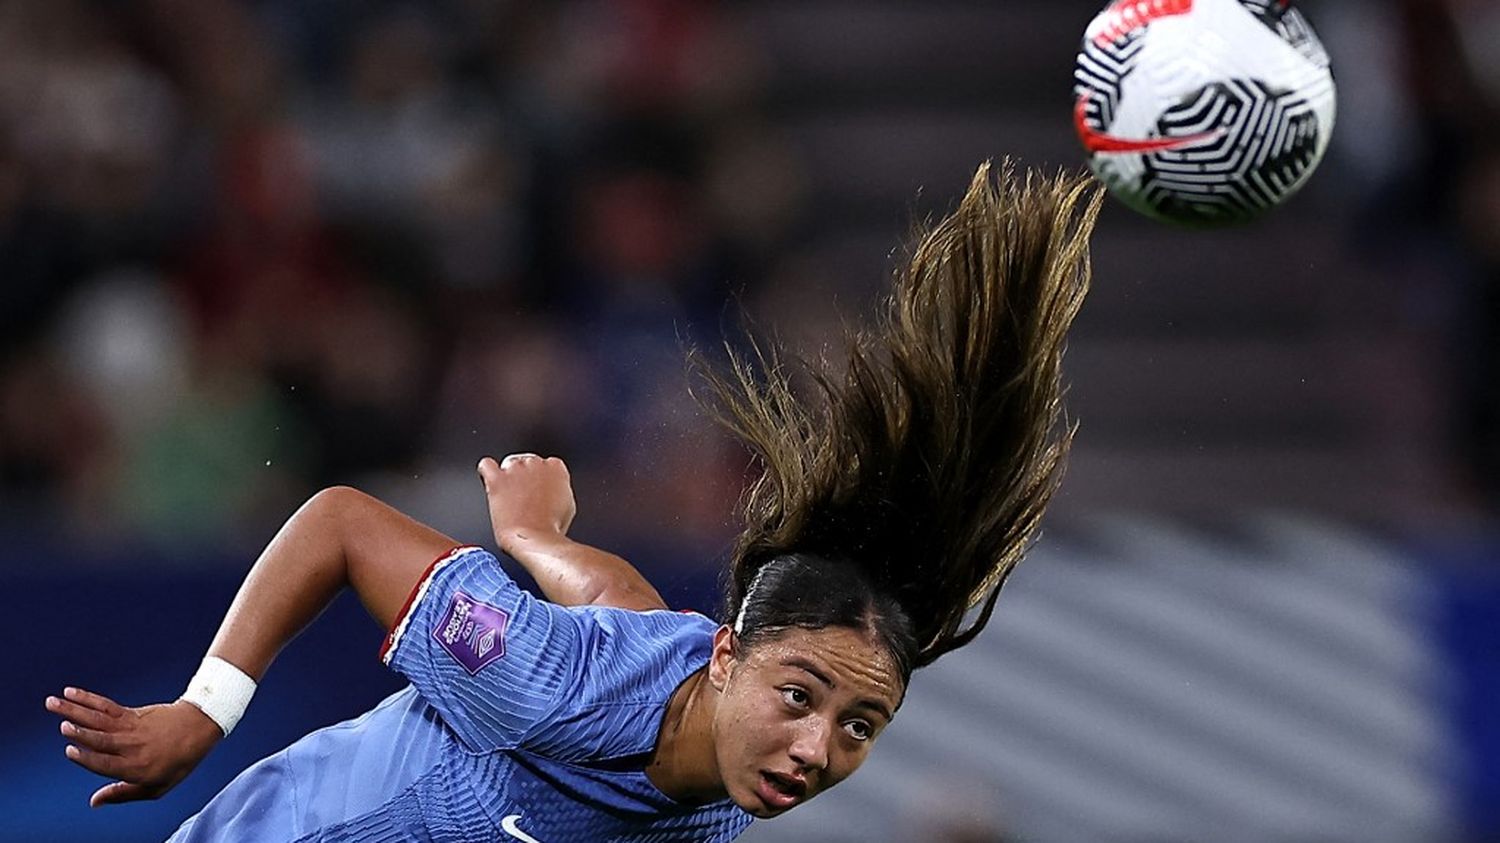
top-left (1432, 540), bottom-right (1500, 840)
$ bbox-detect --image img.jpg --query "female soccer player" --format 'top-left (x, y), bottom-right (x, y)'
top-left (46, 162), bottom-right (1101, 841)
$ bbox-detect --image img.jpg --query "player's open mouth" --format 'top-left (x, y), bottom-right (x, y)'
top-left (757, 771), bottom-right (806, 810)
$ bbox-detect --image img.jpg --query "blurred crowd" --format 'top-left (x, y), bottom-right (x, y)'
top-left (2, 0), bottom-right (1500, 567)
top-left (1388, 0), bottom-right (1500, 507)
top-left (1337, 0), bottom-right (1500, 510)
top-left (0, 0), bottom-right (816, 563)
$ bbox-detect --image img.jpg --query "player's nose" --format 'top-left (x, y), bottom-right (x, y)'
top-left (787, 717), bottom-right (831, 772)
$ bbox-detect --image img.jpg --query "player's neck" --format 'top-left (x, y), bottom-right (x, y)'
top-left (645, 668), bottom-right (725, 804)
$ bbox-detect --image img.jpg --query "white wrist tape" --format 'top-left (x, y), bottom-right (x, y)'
top-left (180, 656), bottom-right (257, 736)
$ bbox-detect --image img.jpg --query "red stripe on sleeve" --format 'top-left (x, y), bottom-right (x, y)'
top-left (378, 545), bottom-right (472, 662)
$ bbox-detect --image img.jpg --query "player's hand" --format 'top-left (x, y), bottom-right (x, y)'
top-left (478, 453), bottom-right (577, 552)
top-left (45, 688), bottom-right (222, 807)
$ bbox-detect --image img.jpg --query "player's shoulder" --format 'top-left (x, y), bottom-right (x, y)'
top-left (520, 607), bottom-right (718, 760)
top-left (567, 605), bottom-right (719, 687)
top-left (575, 604), bottom-right (719, 640)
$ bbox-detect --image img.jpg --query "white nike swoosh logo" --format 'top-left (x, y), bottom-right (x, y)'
top-left (501, 814), bottom-right (544, 843)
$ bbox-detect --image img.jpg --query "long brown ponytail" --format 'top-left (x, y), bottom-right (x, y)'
top-left (697, 160), bottom-right (1102, 669)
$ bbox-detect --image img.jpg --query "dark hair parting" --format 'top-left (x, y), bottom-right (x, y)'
top-left (695, 159), bottom-right (1102, 673)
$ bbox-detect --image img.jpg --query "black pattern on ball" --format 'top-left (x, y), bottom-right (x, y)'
top-left (1138, 79), bottom-right (1322, 225)
top-left (1074, 32), bottom-right (1146, 128)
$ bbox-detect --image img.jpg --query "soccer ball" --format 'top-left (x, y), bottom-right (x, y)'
top-left (1073, 0), bottom-right (1336, 226)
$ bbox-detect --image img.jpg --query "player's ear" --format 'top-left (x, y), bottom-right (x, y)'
top-left (707, 625), bottom-right (739, 692)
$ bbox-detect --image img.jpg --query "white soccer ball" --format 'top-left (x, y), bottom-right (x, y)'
top-left (1073, 0), bottom-right (1336, 226)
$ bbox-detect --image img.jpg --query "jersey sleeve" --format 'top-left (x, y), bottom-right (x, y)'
top-left (520, 606), bottom-right (720, 762)
top-left (379, 546), bottom-right (585, 752)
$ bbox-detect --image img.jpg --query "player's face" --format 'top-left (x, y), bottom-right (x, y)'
top-left (707, 624), bottom-right (904, 818)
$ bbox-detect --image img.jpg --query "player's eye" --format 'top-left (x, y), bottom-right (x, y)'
top-left (779, 687), bottom-right (811, 709)
top-left (842, 719), bottom-right (873, 741)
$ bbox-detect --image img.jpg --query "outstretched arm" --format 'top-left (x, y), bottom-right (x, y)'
top-left (46, 486), bottom-right (459, 806)
top-left (45, 454), bottom-right (664, 807)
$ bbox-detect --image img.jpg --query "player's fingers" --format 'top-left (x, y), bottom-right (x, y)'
top-left (500, 452), bottom-right (539, 469)
top-left (62, 687), bottom-right (125, 718)
top-left (45, 696), bottom-right (119, 731)
top-left (91, 780), bottom-right (154, 807)
top-left (64, 744), bottom-right (126, 778)
top-left (60, 721), bottom-right (121, 754)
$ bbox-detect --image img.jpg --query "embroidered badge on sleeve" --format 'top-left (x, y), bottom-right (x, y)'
top-left (434, 590), bottom-right (510, 674)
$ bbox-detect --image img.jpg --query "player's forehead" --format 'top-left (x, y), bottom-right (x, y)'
top-left (749, 626), bottom-right (904, 713)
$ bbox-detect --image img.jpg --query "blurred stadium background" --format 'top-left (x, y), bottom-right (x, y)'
top-left (1, 0), bottom-right (1496, 841)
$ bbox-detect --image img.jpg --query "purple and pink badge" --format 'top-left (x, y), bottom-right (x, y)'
top-left (434, 590), bottom-right (510, 674)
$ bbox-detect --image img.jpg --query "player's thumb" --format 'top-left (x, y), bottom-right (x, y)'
top-left (90, 781), bottom-right (150, 807)
top-left (477, 457), bottom-right (501, 491)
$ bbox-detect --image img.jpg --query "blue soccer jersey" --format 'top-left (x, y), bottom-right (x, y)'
top-left (168, 546), bottom-right (753, 842)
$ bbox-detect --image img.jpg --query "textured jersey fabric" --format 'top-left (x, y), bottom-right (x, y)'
top-left (167, 547), bottom-right (753, 842)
